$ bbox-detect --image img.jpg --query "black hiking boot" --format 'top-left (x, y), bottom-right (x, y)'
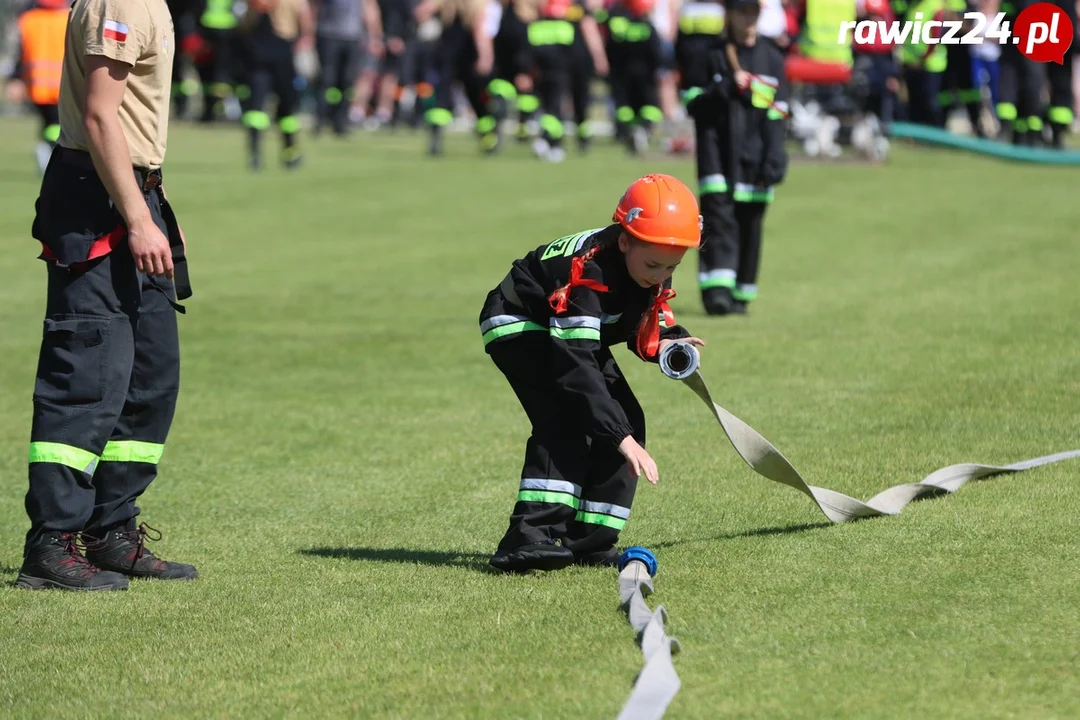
top-left (16, 532), bottom-right (129, 591)
top-left (574, 547), bottom-right (620, 567)
top-left (702, 286), bottom-right (736, 315)
top-left (489, 539), bottom-right (575, 573)
top-left (84, 521), bottom-right (198, 581)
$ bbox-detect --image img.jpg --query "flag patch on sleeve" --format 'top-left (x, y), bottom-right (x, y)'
top-left (103, 19), bottom-right (129, 42)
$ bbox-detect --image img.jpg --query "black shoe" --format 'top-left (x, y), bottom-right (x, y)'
top-left (1052, 127), bottom-right (1067, 149)
top-left (282, 148), bottom-right (303, 170)
top-left (731, 299), bottom-right (748, 315)
top-left (574, 547), bottom-right (620, 567)
top-left (16, 532), bottom-right (129, 591)
top-left (84, 522), bottom-right (198, 581)
top-left (429, 127), bottom-right (444, 156)
top-left (702, 286), bottom-right (736, 316)
top-left (480, 131), bottom-right (500, 154)
top-left (489, 540), bottom-right (575, 573)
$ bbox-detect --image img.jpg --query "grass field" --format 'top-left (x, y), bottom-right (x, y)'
top-left (1, 115), bottom-right (1079, 719)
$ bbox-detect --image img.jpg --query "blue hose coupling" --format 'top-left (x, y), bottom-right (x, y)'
top-left (618, 546), bottom-right (658, 576)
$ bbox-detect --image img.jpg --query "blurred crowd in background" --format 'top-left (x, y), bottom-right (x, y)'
top-left (3, 0), bottom-right (1080, 173)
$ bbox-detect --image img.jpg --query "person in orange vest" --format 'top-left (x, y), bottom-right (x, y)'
top-left (5, 0), bottom-right (70, 173)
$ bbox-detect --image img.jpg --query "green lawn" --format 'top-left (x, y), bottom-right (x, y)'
top-left (1, 116), bottom-right (1079, 719)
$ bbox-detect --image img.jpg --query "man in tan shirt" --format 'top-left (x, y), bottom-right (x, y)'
top-left (18, 0), bottom-right (198, 591)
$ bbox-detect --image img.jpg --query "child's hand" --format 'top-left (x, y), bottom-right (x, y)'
top-left (619, 436), bottom-right (659, 485)
top-left (735, 70), bottom-right (750, 91)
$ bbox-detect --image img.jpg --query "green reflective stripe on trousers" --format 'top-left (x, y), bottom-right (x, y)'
top-left (325, 87), bottom-right (343, 104)
top-left (487, 78), bottom-right (517, 100)
top-left (550, 326), bottom-right (600, 341)
top-left (518, 490), bottom-right (580, 509)
top-left (180, 78), bottom-right (200, 96)
top-left (1049, 106), bottom-right (1074, 125)
top-left (699, 269), bottom-right (736, 289)
top-left (575, 511), bottom-right (627, 530)
top-left (517, 94), bottom-right (539, 113)
top-left (958, 88), bottom-right (981, 103)
top-left (1027, 115), bottom-right (1044, 131)
top-left (279, 115), bottom-right (301, 134)
top-left (43, 124), bottom-right (60, 143)
top-left (476, 115), bottom-right (497, 134)
top-left (540, 114), bottom-right (565, 139)
top-left (482, 320), bottom-right (545, 345)
top-left (732, 285), bottom-right (758, 301)
top-left (733, 187), bottom-right (774, 203)
top-left (100, 440), bottom-right (164, 464)
top-left (243, 110), bottom-right (271, 130)
top-left (996, 102), bottom-right (1017, 120)
top-left (639, 105), bottom-right (663, 123)
top-left (681, 87), bottom-right (704, 106)
top-left (28, 442), bottom-right (99, 474)
top-left (425, 107), bottom-right (453, 126)
top-left (699, 177), bottom-right (727, 194)
top-left (616, 106), bottom-right (635, 123)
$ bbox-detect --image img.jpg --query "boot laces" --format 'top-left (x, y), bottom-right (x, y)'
top-left (117, 523), bottom-right (163, 560)
top-left (54, 533), bottom-right (100, 573)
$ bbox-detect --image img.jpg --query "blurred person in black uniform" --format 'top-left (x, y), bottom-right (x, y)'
top-left (414, 0), bottom-right (495, 155)
top-left (605, 0), bottom-right (664, 154)
top-left (195, 0), bottom-right (239, 122)
top-left (238, 0), bottom-right (315, 169)
top-left (684, 0), bottom-right (788, 315)
top-left (311, 0), bottom-right (383, 136)
top-left (996, 0), bottom-right (1046, 144)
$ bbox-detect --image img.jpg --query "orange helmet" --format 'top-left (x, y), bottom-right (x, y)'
top-left (613, 174), bottom-right (701, 248)
top-left (626, 0), bottom-right (656, 16)
top-left (541, 0), bottom-right (572, 17)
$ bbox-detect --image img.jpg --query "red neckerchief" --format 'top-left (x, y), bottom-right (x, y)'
top-left (548, 254), bottom-right (610, 314)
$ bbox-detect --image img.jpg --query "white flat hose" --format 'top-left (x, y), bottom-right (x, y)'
top-left (610, 343), bottom-right (1079, 720)
top-left (657, 341), bottom-right (1080, 523)
top-left (615, 551), bottom-right (681, 720)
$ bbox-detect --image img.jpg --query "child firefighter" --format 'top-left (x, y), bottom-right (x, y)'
top-left (685, 0), bottom-right (789, 316)
top-left (478, 174), bottom-right (706, 573)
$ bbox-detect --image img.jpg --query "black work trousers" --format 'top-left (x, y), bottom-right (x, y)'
top-left (532, 43), bottom-right (572, 147)
top-left (316, 35), bottom-right (363, 133)
top-left (25, 148), bottom-right (185, 556)
top-left (430, 19), bottom-right (488, 126)
top-left (997, 41), bottom-right (1043, 137)
top-left (488, 334), bottom-right (644, 556)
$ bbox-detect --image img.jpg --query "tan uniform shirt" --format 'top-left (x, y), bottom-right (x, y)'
top-left (512, 0), bottom-right (542, 23)
top-left (58, 0), bottom-right (175, 170)
top-left (244, 0), bottom-right (304, 40)
top-left (269, 0), bottom-right (303, 40)
top-left (438, 0), bottom-right (487, 28)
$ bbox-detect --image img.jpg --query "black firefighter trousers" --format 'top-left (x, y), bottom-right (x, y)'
top-left (695, 124), bottom-right (769, 304)
top-left (488, 333), bottom-right (644, 556)
top-left (24, 150), bottom-right (185, 556)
